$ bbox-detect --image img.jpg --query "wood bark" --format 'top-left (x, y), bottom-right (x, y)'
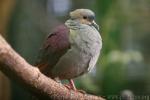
top-left (0, 34), bottom-right (105, 100)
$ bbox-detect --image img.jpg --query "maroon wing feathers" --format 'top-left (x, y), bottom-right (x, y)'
top-left (44, 25), bottom-right (70, 52)
top-left (35, 25), bottom-right (70, 75)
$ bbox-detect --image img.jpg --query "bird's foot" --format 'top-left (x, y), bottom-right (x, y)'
top-left (76, 89), bottom-right (86, 94)
top-left (64, 84), bottom-right (72, 90)
top-left (64, 84), bottom-right (86, 94)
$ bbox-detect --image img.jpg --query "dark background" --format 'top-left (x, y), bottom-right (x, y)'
top-left (0, 0), bottom-right (150, 100)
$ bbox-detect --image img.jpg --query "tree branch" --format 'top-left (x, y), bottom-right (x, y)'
top-left (0, 34), bottom-right (105, 100)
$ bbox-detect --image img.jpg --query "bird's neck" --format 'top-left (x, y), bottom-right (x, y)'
top-left (65, 19), bottom-right (81, 30)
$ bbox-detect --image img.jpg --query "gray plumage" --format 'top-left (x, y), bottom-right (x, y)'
top-left (51, 10), bottom-right (102, 79)
top-left (36, 9), bottom-right (102, 86)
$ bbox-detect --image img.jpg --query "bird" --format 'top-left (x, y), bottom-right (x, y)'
top-left (35, 9), bottom-right (102, 91)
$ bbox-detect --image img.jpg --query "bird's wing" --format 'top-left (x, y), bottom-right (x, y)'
top-left (35, 25), bottom-right (70, 74)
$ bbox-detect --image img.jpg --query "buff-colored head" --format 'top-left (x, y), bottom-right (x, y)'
top-left (70, 9), bottom-right (99, 30)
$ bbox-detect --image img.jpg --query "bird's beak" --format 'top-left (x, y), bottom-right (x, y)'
top-left (91, 20), bottom-right (99, 31)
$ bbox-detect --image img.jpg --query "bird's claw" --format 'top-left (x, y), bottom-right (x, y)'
top-left (76, 89), bottom-right (86, 94)
top-left (64, 84), bottom-right (86, 94)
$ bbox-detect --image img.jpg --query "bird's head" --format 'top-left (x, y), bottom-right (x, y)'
top-left (70, 9), bottom-right (99, 30)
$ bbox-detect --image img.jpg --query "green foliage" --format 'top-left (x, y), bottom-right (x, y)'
top-left (91, 0), bottom-right (150, 97)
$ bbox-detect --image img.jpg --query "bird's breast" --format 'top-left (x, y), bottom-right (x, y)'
top-left (69, 25), bottom-right (102, 72)
top-left (69, 25), bottom-right (102, 55)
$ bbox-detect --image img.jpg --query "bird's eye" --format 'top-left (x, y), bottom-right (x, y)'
top-left (83, 16), bottom-right (87, 19)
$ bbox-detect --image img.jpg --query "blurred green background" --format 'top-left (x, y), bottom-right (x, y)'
top-left (0, 0), bottom-right (150, 100)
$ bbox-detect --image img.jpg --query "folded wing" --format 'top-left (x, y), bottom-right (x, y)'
top-left (35, 25), bottom-right (70, 76)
